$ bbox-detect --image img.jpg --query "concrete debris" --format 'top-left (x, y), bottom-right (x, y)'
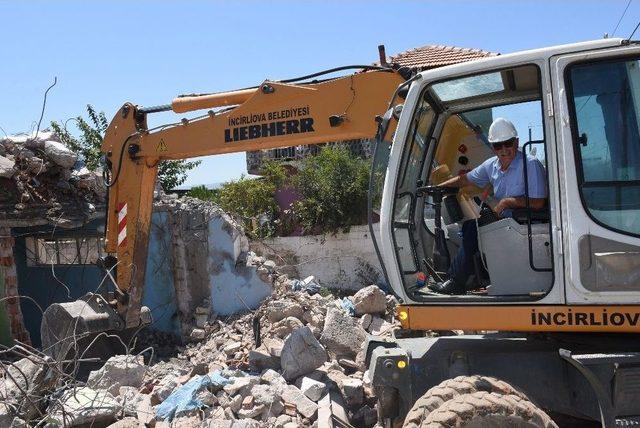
top-left (0, 404), bottom-right (13, 428)
top-left (87, 354), bottom-right (147, 397)
top-left (352, 285), bottom-right (387, 316)
top-left (151, 374), bottom-right (180, 404)
top-left (0, 131), bottom-right (105, 226)
top-left (223, 375), bottom-right (260, 397)
top-left (248, 347), bottom-right (281, 372)
top-left (340, 378), bottom-right (364, 407)
top-left (1, 357), bottom-right (54, 420)
top-left (282, 384), bottom-right (318, 419)
top-left (49, 387), bottom-right (120, 427)
top-left (280, 326), bottom-right (328, 380)
top-left (320, 307), bottom-right (368, 359)
top-left (107, 417), bottom-right (146, 428)
top-left (188, 327), bottom-right (207, 341)
top-left (265, 299), bottom-right (304, 322)
top-left (43, 140), bottom-right (78, 168)
top-left (298, 376), bottom-right (328, 402)
top-left (0, 155), bottom-right (15, 178)
top-left (272, 316), bottom-right (304, 338)
top-left (367, 315), bottom-right (393, 336)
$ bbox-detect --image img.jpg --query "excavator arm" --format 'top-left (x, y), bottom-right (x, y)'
top-left (101, 68), bottom-right (406, 327)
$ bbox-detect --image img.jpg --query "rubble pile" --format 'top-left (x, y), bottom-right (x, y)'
top-left (0, 131), bottom-right (105, 225)
top-left (0, 267), bottom-right (399, 427)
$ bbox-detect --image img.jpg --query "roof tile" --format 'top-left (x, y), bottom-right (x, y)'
top-left (388, 44), bottom-right (498, 70)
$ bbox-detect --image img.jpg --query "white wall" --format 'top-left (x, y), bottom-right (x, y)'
top-left (255, 225), bottom-right (385, 291)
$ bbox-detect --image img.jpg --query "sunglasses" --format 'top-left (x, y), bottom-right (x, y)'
top-left (491, 139), bottom-right (516, 150)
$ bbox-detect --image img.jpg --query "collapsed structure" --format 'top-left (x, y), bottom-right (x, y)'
top-left (0, 130), bottom-right (106, 345)
top-left (0, 131), bottom-right (279, 347)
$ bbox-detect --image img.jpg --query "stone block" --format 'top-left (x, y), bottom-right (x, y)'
top-left (320, 308), bottom-right (366, 359)
top-left (49, 387), bottom-right (120, 427)
top-left (0, 155), bottom-right (15, 178)
top-left (248, 347), bottom-right (281, 371)
top-left (44, 140), bottom-right (78, 168)
top-left (340, 378), bottom-right (364, 407)
top-left (282, 385), bottom-right (318, 419)
top-left (352, 285), bottom-right (387, 316)
top-left (298, 376), bottom-right (327, 402)
top-left (265, 300), bottom-right (304, 322)
top-left (280, 326), bottom-right (327, 380)
top-left (87, 354), bottom-right (147, 397)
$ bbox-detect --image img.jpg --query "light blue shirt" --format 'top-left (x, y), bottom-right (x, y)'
top-left (466, 151), bottom-right (547, 200)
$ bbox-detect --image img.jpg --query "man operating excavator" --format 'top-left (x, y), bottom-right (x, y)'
top-left (429, 117), bottom-right (548, 295)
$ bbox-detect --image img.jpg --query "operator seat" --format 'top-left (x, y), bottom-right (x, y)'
top-left (478, 216), bottom-right (552, 296)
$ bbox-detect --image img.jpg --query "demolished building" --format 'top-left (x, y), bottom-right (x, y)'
top-left (0, 131), bottom-right (274, 347)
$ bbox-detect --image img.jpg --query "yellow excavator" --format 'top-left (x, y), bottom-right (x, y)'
top-left (43, 38), bottom-right (640, 427)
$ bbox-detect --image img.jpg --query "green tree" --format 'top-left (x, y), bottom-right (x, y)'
top-left (51, 105), bottom-right (201, 190)
top-left (293, 146), bottom-right (370, 234)
top-left (187, 161), bottom-right (287, 238)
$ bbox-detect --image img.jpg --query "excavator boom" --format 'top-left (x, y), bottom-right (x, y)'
top-left (40, 65), bottom-right (407, 357)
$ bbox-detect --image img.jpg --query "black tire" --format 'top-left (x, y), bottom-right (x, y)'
top-left (423, 391), bottom-right (558, 427)
top-left (403, 375), bottom-right (527, 428)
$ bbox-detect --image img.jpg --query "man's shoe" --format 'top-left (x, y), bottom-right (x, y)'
top-left (428, 279), bottom-right (465, 295)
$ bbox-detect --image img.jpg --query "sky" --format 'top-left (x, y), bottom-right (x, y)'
top-left (1, 0), bottom-right (639, 187)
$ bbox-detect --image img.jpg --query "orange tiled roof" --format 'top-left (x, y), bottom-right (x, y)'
top-left (388, 45), bottom-right (498, 70)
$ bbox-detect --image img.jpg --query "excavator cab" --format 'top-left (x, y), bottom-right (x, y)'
top-left (376, 38), bottom-right (640, 332)
top-left (377, 62), bottom-right (556, 303)
top-left (367, 39), bottom-right (640, 428)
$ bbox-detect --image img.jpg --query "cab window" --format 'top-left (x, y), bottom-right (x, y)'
top-left (568, 58), bottom-right (640, 236)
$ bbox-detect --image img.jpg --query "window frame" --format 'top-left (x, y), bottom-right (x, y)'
top-left (27, 236), bottom-right (106, 266)
top-left (391, 91), bottom-right (439, 275)
top-left (565, 54), bottom-right (640, 239)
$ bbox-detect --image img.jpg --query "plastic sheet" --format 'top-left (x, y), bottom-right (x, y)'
top-left (156, 371), bottom-right (230, 421)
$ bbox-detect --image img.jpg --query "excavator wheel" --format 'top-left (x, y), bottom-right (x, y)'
top-left (403, 375), bottom-right (528, 428)
top-left (421, 391), bottom-right (558, 428)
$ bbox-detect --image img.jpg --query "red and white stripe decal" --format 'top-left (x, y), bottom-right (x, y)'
top-left (117, 202), bottom-right (127, 247)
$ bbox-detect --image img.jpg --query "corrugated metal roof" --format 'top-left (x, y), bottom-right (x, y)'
top-left (389, 45), bottom-right (498, 70)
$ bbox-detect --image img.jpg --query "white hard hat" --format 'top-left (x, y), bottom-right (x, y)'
top-left (488, 118), bottom-right (518, 143)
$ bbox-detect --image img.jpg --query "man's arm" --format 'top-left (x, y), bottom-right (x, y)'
top-left (494, 196), bottom-right (546, 215)
top-left (438, 173), bottom-right (472, 188)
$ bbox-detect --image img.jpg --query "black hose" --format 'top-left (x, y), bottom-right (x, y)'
top-left (103, 133), bottom-right (137, 188)
top-left (176, 65), bottom-right (394, 99)
top-left (279, 64), bottom-right (393, 83)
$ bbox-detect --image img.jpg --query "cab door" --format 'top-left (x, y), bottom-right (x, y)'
top-left (552, 44), bottom-right (640, 304)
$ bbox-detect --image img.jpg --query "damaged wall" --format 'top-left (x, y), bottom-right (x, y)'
top-left (208, 214), bottom-right (271, 316)
top-left (0, 228), bottom-right (29, 345)
top-left (12, 220), bottom-right (109, 347)
top-left (255, 225), bottom-right (384, 291)
top-left (152, 195), bottom-right (274, 334)
top-left (143, 211), bottom-right (180, 335)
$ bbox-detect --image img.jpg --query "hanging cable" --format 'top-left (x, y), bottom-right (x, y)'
top-left (613, 0), bottom-right (633, 36)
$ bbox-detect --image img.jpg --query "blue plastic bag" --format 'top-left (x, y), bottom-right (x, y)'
top-left (156, 371), bottom-right (230, 421)
top-left (340, 297), bottom-right (356, 315)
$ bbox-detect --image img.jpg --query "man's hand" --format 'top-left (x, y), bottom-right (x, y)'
top-left (494, 198), bottom-right (513, 217)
